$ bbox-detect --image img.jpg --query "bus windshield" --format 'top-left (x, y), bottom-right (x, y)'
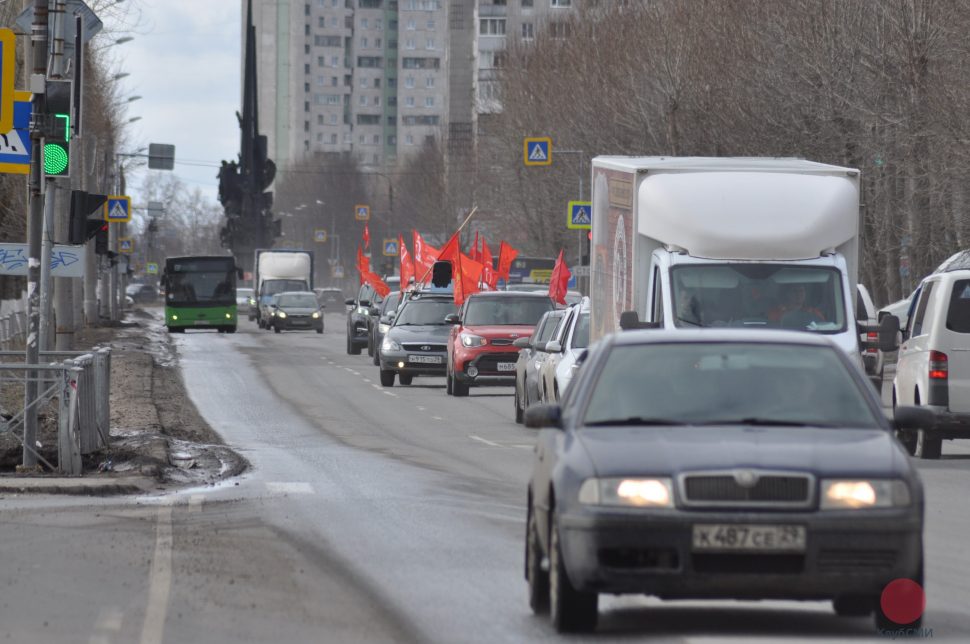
top-left (165, 258), bottom-right (236, 306)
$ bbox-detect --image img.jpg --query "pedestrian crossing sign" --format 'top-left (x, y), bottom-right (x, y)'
top-left (354, 204), bottom-right (370, 221)
top-left (119, 238), bottom-right (133, 253)
top-left (314, 229), bottom-right (328, 243)
top-left (104, 195), bottom-right (131, 222)
top-left (523, 137), bottom-right (552, 166)
top-left (567, 200), bottom-right (592, 230)
top-left (383, 239), bottom-right (399, 256)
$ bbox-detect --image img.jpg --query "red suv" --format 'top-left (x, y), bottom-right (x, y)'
top-left (446, 292), bottom-right (555, 396)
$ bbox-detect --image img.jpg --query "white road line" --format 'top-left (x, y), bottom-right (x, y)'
top-left (372, 384), bottom-right (382, 390)
top-left (417, 406), bottom-right (426, 411)
top-left (266, 482), bottom-right (315, 495)
top-left (511, 444), bottom-right (534, 450)
top-left (469, 434), bottom-right (503, 448)
top-left (188, 494), bottom-right (204, 513)
top-left (89, 605), bottom-right (124, 644)
top-left (139, 499), bottom-right (174, 644)
top-left (382, 391), bottom-right (398, 397)
top-left (363, 378), bottom-right (371, 383)
top-left (432, 416), bottom-right (444, 421)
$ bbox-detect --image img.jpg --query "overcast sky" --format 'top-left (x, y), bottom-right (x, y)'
top-left (104, 0), bottom-right (240, 210)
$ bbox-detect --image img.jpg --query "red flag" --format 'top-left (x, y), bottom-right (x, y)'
top-left (452, 250), bottom-right (485, 306)
top-left (413, 230), bottom-right (440, 282)
top-left (356, 246), bottom-right (370, 284)
top-left (436, 230), bottom-right (461, 263)
top-left (363, 223), bottom-right (371, 248)
top-left (470, 231), bottom-right (480, 263)
top-left (482, 238), bottom-right (496, 289)
top-left (497, 241), bottom-right (519, 282)
top-left (548, 249), bottom-right (571, 306)
top-left (399, 234), bottom-right (414, 289)
top-left (362, 270), bottom-right (390, 298)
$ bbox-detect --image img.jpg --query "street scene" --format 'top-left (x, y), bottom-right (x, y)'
top-left (3, 0), bottom-right (970, 643)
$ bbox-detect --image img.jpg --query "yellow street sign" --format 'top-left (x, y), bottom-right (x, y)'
top-left (354, 204), bottom-right (370, 221)
top-left (314, 229), bottom-right (328, 243)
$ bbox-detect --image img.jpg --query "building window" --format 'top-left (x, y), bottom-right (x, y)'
top-left (318, 56), bottom-right (325, 66)
top-left (331, 133), bottom-right (337, 144)
top-left (332, 76), bottom-right (338, 86)
top-left (405, 38), bottom-right (415, 50)
top-left (479, 18), bottom-right (506, 36)
top-left (402, 57), bottom-right (440, 69)
top-left (551, 0), bottom-right (571, 6)
top-left (330, 114), bottom-right (338, 124)
top-left (359, 134), bottom-right (366, 144)
top-left (373, 134), bottom-right (380, 145)
top-left (374, 78), bottom-right (381, 88)
top-left (317, 114), bottom-right (324, 124)
top-left (407, 18), bottom-right (415, 30)
top-left (304, 101), bottom-right (310, 112)
top-left (425, 76), bottom-right (435, 88)
top-left (357, 114), bottom-right (381, 125)
top-left (360, 77), bottom-right (370, 88)
top-left (388, 77), bottom-right (397, 88)
top-left (406, 134), bottom-right (414, 145)
top-left (521, 22), bottom-right (534, 39)
top-left (344, 133), bottom-right (352, 143)
top-left (375, 96), bottom-right (381, 106)
top-left (318, 16), bottom-right (325, 28)
top-left (522, 0), bottom-right (533, 6)
top-left (331, 55), bottom-right (340, 66)
top-left (402, 115), bottom-right (440, 125)
top-left (405, 96), bottom-right (415, 107)
top-left (405, 76), bottom-right (415, 88)
top-left (375, 18), bottom-right (383, 30)
top-left (316, 133), bottom-right (322, 142)
top-left (375, 37), bottom-right (382, 48)
top-left (357, 56), bottom-right (383, 68)
top-left (361, 37), bottom-right (369, 48)
top-left (362, 18), bottom-right (369, 29)
top-left (550, 22), bottom-right (571, 38)
top-left (425, 96), bottom-right (434, 107)
top-left (305, 44), bottom-right (311, 54)
top-left (304, 63), bottom-right (311, 74)
top-left (305, 82), bottom-right (311, 92)
top-left (315, 35), bottom-right (342, 47)
top-left (388, 96), bottom-right (397, 107)
top-left (427, 19), bottom-right (435, 29)
top-left (388, 135), bottom-right (396, 146)
top-left (425, 39), bottom-right (435, 50)
top-left (360, 95), bottom-right (368, 106)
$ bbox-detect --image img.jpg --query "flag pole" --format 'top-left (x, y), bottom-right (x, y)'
top-left (416, 205), bottom-right (479, 286)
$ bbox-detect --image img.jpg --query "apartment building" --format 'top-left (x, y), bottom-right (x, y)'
top-left (247, 1), bottom-right (573, 169)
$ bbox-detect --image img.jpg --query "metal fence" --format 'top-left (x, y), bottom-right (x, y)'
top-left (0, 310), bottom-right (27, 350)
top-left (0, 348), bottom-right (112, 475)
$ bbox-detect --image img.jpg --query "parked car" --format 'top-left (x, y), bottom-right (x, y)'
top-left (513, 309), bottom-right (566, 423)
top-left (539, 299), bottom-right (590, 403)
top-left (378, 291), bottom-right (457, 387)
top-left (237, 287), bottom-right (255, 320)
top-left (446, 291), bottom-right (555, 396)
top-left (370, 291), bottom-right (403, 365)
top-left (125, 283), bottom-right (158, 304)
top-left (314, 287), bottom-right (344, 308)
top-left (891, 268), bottom-right (970, 458)
top-left (525, 329), bottom-right (926, 633)
top-left (268, 291), bottom-right (324, 334)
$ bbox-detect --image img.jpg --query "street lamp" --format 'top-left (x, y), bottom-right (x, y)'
top-left (126, 95), bottom-right (142, 103)
top-left (113, 36), bottom-right (134, 46)
top-left (112, 72), bottom-right (130, 81)
top-left (127, 116), bottom-right (142, 123)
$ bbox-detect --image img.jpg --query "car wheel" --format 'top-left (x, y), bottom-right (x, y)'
top-left (446, 368), bottom-right (454, 395)
top-left (452, 375), bottom-right (469, 397)
top-left (914, 429), bottom-right (942, 460)
top-left (832, 594), bottom-right (873, 617)
top-left (874, 559), bottom-right (924, 632)
top-left (367, 338), bottom-right (374, 358)
top-left (891, 389), bottom-right (918, 455)
top-left (549, 509), bottom-right (597, 633)
top-left (373, 347), bottom-right (380, 366)
top-left (399, 373), bottom-right (413, 386)
top-left (526, 504), bottom-right (549, 614)
top-left (273, 324), bottom-right (281, 334)
top-left (514, 386), bottom-right (524, 424)
top-left (346, 333), bottom-right (353, 355)
top-left (379, 369), bottom-right (395, 387)
top-left (316, 327), bottom-right (323, 334)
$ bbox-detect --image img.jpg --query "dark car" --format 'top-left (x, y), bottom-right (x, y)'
top-left (315, 287), bottom-right (344, 308)
top-left (126, 283), bottom-right (158, 304)
top-left (513, 309), bottom-right (565, 423)
top-left (446, 291), bottom-right (555, 397)
top-left (268, 291), bottom-right (324, 333)
top-left (366, 276), bottom-right (401, 358)
top-left (378, 292), bottom-right (457, 387)
top-left (524, 329), bottom-right (926, 634)
top-left (346, 283), bottom-right (379, 355)
top-left (370, 291), bottom-right (403, 366)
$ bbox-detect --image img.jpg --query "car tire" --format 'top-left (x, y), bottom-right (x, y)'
top-left (316, 327), bottom-right (323, 334)
top-left (874, 561), bottom-right (924, 632)
top-left (549, 510), bottom-right (597, 633)
top-left (273, 324), bottom-right (281, 334)
top-left (399, 373), bottom-right (413, 386)
top-left (526, 504), bottom-right (550, 614)
top-left (368, 338), bottom-right (374, 358)
top-left (446, 368), bottom-right (454, 395)
top-left (515, 386), bottom-right (524, 424)
top-left (346, 333), bottom-right (353, 355)
top-left (914, 429), bottom-right (942, 460)
top-left (833, 594), bottom-right (873, 617)
top-left (380, 369), bottom-right (395, 387)
top-left (452, 375), bottom-right (469, 397)
top-left (373, 347), bottom-right (380, 366)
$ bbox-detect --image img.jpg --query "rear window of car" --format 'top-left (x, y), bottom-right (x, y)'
top-left (279, 294), bottom-right (318, 307)
top-left (572, 313), bottom-right (590, 349)
top-left (464, 297), bottom-right (554, 326)
top-left (946, 280), bottom-right (970, 333)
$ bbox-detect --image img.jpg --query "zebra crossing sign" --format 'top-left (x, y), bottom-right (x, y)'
top-left (567, 201), bottom-right (592, 230)
top-left (523, 137), bottom-right (552, 166)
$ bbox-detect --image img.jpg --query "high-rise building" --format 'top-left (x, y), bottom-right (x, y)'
top-left (247, 1), bottom-right (574, 170)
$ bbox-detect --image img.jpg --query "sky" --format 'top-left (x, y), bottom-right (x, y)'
top-left (103, 0), bottom-right (241, 211)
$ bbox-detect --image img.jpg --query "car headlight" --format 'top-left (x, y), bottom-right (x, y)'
top-left (312, 311), bottom-right (321, 319)
top-left (358, 307), bottom-right (369, 315)
top-left (248, 298), bottom-right (256, 305)
top-left (378, 322), bottom-right (390, 333)
top-left (461, 333), bottom-right (487, 347)
top-left (276, 311), bottom-right (287, 319)
top-left (382, 337), bottom-right (401, 352)
top-left (578, 477), bottom-right (674, 508)
top-left (820, 479), bottom-right (910, 509)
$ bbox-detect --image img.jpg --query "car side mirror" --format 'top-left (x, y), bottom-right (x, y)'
top-left (524, 404), bottom-right (563, 429)
top-left (444, 313), bottom-right (460, 325)
top-left (894, 405), bottom-right (936, 431)
top-left (879, 315), bottom-right (901, 352)
top-left (344, 298), bottom-right (355, 306)
top-left (513, 337), bottom-right (531, 349)
top-left (359, 300), bottom-right (371, 308)
top-left (619, 310), bottom-right (661, 330)
top-left (545, 340), bottom-right (563, 353)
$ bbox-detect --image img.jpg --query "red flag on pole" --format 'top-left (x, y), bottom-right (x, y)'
top-left (482, 238), bottom-right (496, 289)
top-left (548, 249), bottom-right (571, 306)
top-left (356, 246), bottom-right (370, 284)
top-left (497, 241), bottom-right (519, 282)
top-left (399, 234), bottom-right (414, 289)
top-left (362, 270), bottom-right (390, 298)
top-left (363, 223), bottom-right (371, 249)
top-left (413, 230), bottom-right (440, 282)
top-left (452, 249), bottom-right (485, 306)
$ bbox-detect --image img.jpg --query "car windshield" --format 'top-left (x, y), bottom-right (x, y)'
top-left (464, 298), bottom-right (554, 326)
top-left (263, 280), bottom-right (307, 297)
top-left (670, 264), bottom-right (846, 333)
top-left (394, 300), bottom-right (458, 325)
top-left (583, 342), bottom-right (879, 428)
top-left (278, 293), bottom-right (318, 308)
top-left (572, 312), bottom-right (590, 349)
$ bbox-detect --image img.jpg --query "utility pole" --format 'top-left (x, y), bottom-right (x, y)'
top-left (24, 0), bottom-right (50, 468)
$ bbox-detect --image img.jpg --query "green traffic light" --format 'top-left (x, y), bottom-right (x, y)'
top-left (44, 142), bottom-right (69, 175)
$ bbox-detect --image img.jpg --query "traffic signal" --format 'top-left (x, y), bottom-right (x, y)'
top-left (68, 190), bottom-right (107, 244)
top-left (44, 80), bottom-right (72, 178)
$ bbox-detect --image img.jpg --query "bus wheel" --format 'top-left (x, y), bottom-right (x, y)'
top-left (227, 326), bottom-right (237, 334)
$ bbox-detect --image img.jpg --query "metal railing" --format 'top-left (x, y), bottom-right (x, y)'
top-left (0, 310), bottom-right (27, 350)
top-left (0, 348), bottom-right (112, 475)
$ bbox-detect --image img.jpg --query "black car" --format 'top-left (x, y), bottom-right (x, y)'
top-left (126, 283), bottom-right (158, 304)
top-left (366, 276), bottom-right (400, 357)
top-left (268, 291), bottom-right (324, 333)
top-left (346, 283), bottom-right (379, 355)
top-left (369, 290), bottom-right (403, 365)
top-left (315, 287), bottom-right (344, 309)
top-left (378, 292), bottom-right (457, 387)
top-left (524, 329), bottom-right (927, 634)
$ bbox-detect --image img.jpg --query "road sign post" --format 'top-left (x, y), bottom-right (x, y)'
top-left (524, 137), bottom-right (552, 166)
top-left (567, 200), bottom-right (592, 230)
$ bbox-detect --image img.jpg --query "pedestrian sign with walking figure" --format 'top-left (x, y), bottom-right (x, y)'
top-left (567, 200), bottom-right (592, 230)
top-left (523, 137), bottom-right (552, 166)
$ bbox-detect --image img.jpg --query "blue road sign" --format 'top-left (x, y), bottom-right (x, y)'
top-left (567, 200), bottom-right (592, 230)
top-left (524, 137), bottom-right (552, 166)
top-left (0, 91), bottom-right (32, 175)
top-left (383, 239), bottom-right (399, 256)
top-left (105, 195), bottom-right (131, 222)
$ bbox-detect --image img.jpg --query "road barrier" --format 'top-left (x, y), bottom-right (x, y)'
top-left (0, 348), bottom-right (112, 475)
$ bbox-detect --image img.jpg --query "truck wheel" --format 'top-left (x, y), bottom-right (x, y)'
top-left (316, 327), bottom-right (323, 334)
top-left (227, 326), bottom-right (237, 334)
top-left (380, 369), bottom-right (395, 387)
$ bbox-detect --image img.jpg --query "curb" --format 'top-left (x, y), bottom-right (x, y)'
top-left (0, 476), bottom-right (156, 496)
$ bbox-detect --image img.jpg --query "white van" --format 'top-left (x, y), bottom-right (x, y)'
top-left (892, 268), bottom-right (970, 458)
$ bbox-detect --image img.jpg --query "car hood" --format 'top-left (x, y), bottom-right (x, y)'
top-left (387, 325), bottom-right (452, 342)
top-left (576, 425), bottom-right (903, 478)
top-left (462, 324), bottom-right (535, 340)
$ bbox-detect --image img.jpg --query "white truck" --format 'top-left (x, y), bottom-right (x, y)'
top-left (590, 157), bottom-right (864, 361)
top-left (253, 249), bottom-right (314, 328)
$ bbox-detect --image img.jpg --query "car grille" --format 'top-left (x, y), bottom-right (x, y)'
top-left (490, 338), bottom-right (515, 346)
top-left (692, 554), bottom-right (804, 574)
top-left (816, 549), bottom-right (898, 574)
top-left (471, 352), bottom-right (520, 373)
top-left (680, 471), bottom-right (813, 509)
top-left (402, 343), bottom-right (447, 352)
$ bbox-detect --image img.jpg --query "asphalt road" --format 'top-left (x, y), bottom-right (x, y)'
top-left (2, 312), bottom-right (970, 643)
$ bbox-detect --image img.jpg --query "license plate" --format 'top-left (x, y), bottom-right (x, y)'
top-left (692, 524), bottom-right (806, 552)
top-left (497, 362), bottom-right (516, 372)
top-left (193, 320), bottom-right (208, 325)
top-left (408, 355), bottom-right (442, 364)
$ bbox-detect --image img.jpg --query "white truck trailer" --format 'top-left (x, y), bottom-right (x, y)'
top-left (253, 249), bottom-right (314, 328)
top-left (589, 157), bottom-right (863, 360)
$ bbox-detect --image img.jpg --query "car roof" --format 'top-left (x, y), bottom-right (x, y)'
top-left (609, 328), bottom-right (839, 348)
top-left (277, 290), bottom-right (316, 297)
top-left (468, 291), bottom-right (553, 299)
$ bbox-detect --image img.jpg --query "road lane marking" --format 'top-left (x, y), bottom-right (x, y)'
top-left (139, 499), bottom-right (174, 644)
top-left (432, 416), bottom-right (443, 421)
top-left (188, 494), bottom-right (204, 513)
top-left (363, 378), bottom-right (371, 383)
top-left (469, 434), bottom-right (503, 448)
top-left (266, 482), bottom-right (315, 495)
top-left (90, 605), bottom-right (124, 643)
top-left (382, 391), bottom-right (398, 397)
top-left (417, 406), bottom-right (426, 411)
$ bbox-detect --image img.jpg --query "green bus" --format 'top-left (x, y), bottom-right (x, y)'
top-left (162, 255), bottom-right (239, 333)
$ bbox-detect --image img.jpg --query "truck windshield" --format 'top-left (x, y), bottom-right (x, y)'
top-left (670, 264), bottom-right (846, 333)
